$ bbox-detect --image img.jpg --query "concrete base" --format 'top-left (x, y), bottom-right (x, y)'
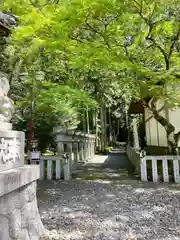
top-left (0, 165), bottom-right (46, 240)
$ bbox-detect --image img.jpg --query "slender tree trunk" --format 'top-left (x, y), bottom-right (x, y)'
top-left (125, 103), bottom-right (130, 144)
top-left (95, 108), bottom-right (99, 148)
top-left (86, 107), bottom-right (90, 134)
top-left (100, 105), bottom-right (104, 152)
top-left (117, 119), bottom-right (120, 136)
top-left (108, 107), bottom-right (112, 144)
top-left (82, 111), bottom-right (86, 132)
top-left (100, 102), bottom-right (107, 152)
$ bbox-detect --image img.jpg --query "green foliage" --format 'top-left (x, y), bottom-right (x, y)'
top-left (1, 0), bottom-right (180, 142)
top-left (36, 83), bottom-right (97, 129)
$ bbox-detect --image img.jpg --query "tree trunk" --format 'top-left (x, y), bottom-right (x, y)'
top-left (143, 99), bottom-right (180, 154)
top-left (108, 107), bottom-right (112, 144)
top-left (86, 107), bottom-right (90, 134)
top-left (82, 111), bottom-right (86, 132)
top-left (125, 103), bottom-right (130, 144)
top-left (100, 103), bottom-right (107, 152)
top-left (117, 119), bottom-right (120, 136)
top-left (95, 108), bottom-right (99, 148)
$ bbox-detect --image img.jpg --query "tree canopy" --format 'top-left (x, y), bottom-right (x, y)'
top-left (1, 0), bottom-right (180, 151)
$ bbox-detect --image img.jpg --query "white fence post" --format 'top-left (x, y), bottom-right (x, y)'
top-left (40, 160), bottom-right (45, 180)
top-left (67, 142), bottom-right (72, 172)
top-left (173, 157), bottom-right (180, 183)
top-left (84, 140), bottom-right (87, 161)
top-left (140, 150), bottom-right (148, 181)
top-left (152, 158), bottom-right (158, 182)
top-left (74, 142), bottom-right (79, 164)
top-left (162, 158), bottom-right (169, 182)
top-left (56, 159), bottom-right (61, 179)
top-left (63, 154), bottom-right (71, 180)
top-left (80, 141), bottom-right (84, 161)
top-left (47, 160), bottom-right (52, 180)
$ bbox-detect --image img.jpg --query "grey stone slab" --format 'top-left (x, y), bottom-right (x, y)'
top-left (0, 180), bottom-right (46, 239)
top-left (0, 165), bottom-right (40, 197)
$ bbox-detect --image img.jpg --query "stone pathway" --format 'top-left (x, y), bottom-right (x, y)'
top-left (37, 152), bottom-right (180, 240)
top-left (72, 150), bottom-right (136, 181)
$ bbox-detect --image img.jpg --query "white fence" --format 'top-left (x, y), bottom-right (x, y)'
top-left (39, 156), bottom-right (61, 180)
top-left (126, 145), bottom-right (180, 183)
top-left (37, 155), bottom-right (72, 180)
top-left (30, 133), bottom-right (96, 180)
top-left (141, 151), bottom-right (180, 183)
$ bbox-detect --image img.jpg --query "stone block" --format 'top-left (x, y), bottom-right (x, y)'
top-left (9, 209), bottom-right (21, 239)
top-left (0, 215), bottom-right (9, 240)
top-left (0, 129), bottom-right (25, 172)
top-left (0, 192), bottom-right (19, 215)
top-left (28, 219), bottom-right (45, 240)
top-left (0, 165), bottom-right (40, 197)
top-left (18, 229), bottom-right (30, 240)
top-left (0, 179), bottom-right (46, 239)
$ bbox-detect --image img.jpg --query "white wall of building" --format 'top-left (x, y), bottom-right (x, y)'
top-left (144, 100), bottom-right (180, 147)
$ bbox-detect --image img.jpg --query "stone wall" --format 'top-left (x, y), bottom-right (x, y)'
top-left (126, 145), bottom-right (141, 173)
top-left (0, 165), bottom-right (47, 240)
top-left (0, 181), bottom-right (45, 240)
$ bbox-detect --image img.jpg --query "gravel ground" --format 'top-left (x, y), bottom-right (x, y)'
top-left (37, 180), bottom-right (180, 240)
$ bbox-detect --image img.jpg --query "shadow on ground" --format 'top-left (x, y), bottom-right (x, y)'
top-left (37, 180), bottom-right (180, 240)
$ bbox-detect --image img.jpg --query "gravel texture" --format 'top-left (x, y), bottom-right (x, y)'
top-left (37, 180), bottom-right (180, 240)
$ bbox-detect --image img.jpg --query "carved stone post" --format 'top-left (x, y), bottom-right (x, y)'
top-left (79, 141), bottom-right (84, 162)
top-left (74, 141), bottom-right (79, 164)
top-left (84, 139), bottom-right (88, 161)
top-left (132, 115), bottom-right (140, 151)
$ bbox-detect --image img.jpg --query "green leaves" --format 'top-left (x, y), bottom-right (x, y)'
top-left (36, 84), bottom-right (97, 129)
top-left (1, 0), bottom-right (180, 133)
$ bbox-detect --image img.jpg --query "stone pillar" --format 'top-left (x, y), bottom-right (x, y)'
top-left (0, 73), bottom-right (49, 239)
top-left (79, 141), bottom-right (84, 162)
top-left (91, 139), bottom-right (93, 158)
top-left (88, 139), bottom-right (91, 159)
top-left (84, 139), bottom-right (88, 161)
top-left (67, 142), bottom-right (72, 172)
top-left (132, 116), bottom-right (140, 151)
top-left (63, 154), bottom-right (71, 180)
top-left (74, 141), bottom-right (79, 164)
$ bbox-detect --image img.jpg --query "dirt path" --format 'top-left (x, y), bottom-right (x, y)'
top-left (72, 151), bottom-right (136, 180)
